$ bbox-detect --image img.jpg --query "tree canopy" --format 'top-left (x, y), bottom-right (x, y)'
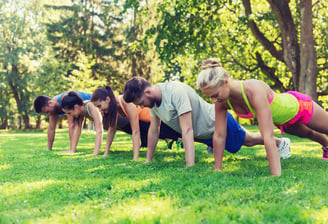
top-left (0, 0), bottom-right (327, 129)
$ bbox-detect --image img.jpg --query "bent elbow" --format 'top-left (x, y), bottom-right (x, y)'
top-left (182, 127), bottom-right (194, 137)
top-left (96, 129), bottom-right (103, 136)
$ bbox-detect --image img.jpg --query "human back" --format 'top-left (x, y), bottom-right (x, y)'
top-left (150, 81), bottom-right (215, 139)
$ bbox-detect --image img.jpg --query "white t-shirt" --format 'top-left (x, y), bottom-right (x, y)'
top-left (150, 81), bottom-right (215, 139)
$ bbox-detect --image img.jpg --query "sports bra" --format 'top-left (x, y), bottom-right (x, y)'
top-left (227, 81), bottom-right (298, 126)
top-left (86, 102), bottom-right (92, 117)
top-left (227, 81), bottom-right (273, 119)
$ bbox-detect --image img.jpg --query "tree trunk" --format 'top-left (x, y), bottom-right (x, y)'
top-left (18, 116), bottom-right (22, 130)
top-left (0, 117), bottom-right (8, 129)
top-left (36, 116), bottom-right (41, 129)
top-left (22, 111), bottom-right (31, 129)
top-left (299, 0), bottom-right (317, 100)
top-left (267, 0), bottom-right (300, 90)
top-left (8, 65), bottom-right (31, 129)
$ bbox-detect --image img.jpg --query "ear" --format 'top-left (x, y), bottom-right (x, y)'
top-left (74, 104), bottom-right (80, 111)
top-left (144, 87), bottom-right (151, 96)
top-left (105, 96), bottom-right (110, 103)
top-left (48, 100), bottom-right (54, 106)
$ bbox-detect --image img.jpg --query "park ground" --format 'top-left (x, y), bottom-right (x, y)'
top-left (0, 127), bottom-right (327, 223)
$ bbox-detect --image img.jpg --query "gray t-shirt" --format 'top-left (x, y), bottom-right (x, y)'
top-left (150, 81), bottom-right (215, 139)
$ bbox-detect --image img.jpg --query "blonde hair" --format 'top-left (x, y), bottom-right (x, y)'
top-left (196, 58), bottom-right (229, 89)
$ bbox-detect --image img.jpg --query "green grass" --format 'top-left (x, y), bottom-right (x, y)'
top-left (0, 127), bottom-right (327, 224)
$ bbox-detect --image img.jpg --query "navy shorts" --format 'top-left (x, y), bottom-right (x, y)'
top-left (197, 112), bottom-right (246, 153)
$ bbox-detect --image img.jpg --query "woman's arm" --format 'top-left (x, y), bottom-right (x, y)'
top-left (213, 103), bottom-right (228, 171)
top-left (104, 116), bottom-right (118, 156)
top-left (88, 103), bottom-right (104, 155)
top-left (69, 116), bottom-right (83, 153)
top-left (247, 82), bottom-right (281, 176)
top-left (123, 100), bottom-right (141, 160)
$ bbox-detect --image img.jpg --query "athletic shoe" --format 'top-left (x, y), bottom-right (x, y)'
top-left (322, 147), bottom-right (328, 160)
top-left (207, 146), bottom-right (213, 154)
top-left (176, 140), bottom-right (183, 150)
top-left (278, 137), bottom-right (291, 159)
top-left (165, 140), bottom-right (174, 150)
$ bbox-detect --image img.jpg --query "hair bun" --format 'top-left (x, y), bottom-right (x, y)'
top-left (201, 58), bottom-right (221, 70)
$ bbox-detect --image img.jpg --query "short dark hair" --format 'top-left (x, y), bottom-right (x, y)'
top-left (123, 77), bottom-right (151, 103)
top-left (62, 91), bottom-right (83, 110)
top-left (34, 96), bottom-right (51, 113)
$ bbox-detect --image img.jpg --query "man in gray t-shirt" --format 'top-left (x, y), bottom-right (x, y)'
top-left (123, 77), bottom-right (290, 168)
top-left (150, 81), bottom-right (215, 140)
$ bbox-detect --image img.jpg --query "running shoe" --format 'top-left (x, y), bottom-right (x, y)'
top-left (278, 137), bottom-right (291, 159)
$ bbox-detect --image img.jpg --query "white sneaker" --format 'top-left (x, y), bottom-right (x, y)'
top-left (278, 137), bottom-right (291, 159)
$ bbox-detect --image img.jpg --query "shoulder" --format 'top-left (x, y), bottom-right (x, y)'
top-left (244, 79), bottom-right (272, 101)
top-left (162, 81), bottom-right (193, 95)
top-left (244, 79), bottom-right (268, 93)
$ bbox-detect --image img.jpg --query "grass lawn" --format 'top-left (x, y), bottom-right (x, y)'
top-left (0, 127), bottom-right (327, 223)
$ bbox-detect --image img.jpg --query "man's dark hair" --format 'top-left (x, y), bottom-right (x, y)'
top-left (123, 77), bottom-right (151, 103)
top-left (33, 96), bottom-right (51, 113)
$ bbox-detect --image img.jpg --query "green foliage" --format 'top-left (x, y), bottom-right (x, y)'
top-left (0, 0), bottom-right (53, 128)
top-left (153, 0), bottom-right (288, 86)
top-left (153, 0), bottom-right (328, 97)
top-left (0, 129), bottom-right (328, 223)
top-left (1, 0), bottom-right (328, 128)
top-left (45, 0), bottom-right (120, 92)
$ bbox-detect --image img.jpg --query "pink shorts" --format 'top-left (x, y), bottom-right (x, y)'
top-left (276, 91), bottom-right (313, 134)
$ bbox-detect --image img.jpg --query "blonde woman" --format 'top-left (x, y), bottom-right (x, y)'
top-left (197, 58), bottom-right (328, 176)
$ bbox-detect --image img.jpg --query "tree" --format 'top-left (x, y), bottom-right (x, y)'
top-left (153, 0), bottom-right (328, 100)
top-left (46, 0), bottom-right (123, 91)
top-left (0, 0), bottom-right (49, 129)
top-left (120, 0), bottom-right (164, 84)
top-left (243, 0), bottom-right (317, 99)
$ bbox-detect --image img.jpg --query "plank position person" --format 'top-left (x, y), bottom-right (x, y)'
top-left (123, 77), bottom-right (290, 174)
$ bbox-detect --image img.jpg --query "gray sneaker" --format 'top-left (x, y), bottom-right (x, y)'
top-left (207, 146), bottom-right (213, 154)
top-left (278, 137), bottom-right (291, 159)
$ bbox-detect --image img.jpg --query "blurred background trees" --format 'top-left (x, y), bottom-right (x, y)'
top-left (0, 0), bottom-right (327, 129)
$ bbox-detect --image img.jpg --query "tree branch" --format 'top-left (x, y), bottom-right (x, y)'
top-left (255, 52), bottom-right (287, 92)
top-left (242, 0), bottom-right (284, 62)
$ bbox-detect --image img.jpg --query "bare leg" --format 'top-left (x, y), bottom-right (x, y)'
top-left (307, 102), bottom-right (328, 135)
top-left (243, 130), bottom-right (282, 147)
top-left (284, 122), bottom-right (328, 147)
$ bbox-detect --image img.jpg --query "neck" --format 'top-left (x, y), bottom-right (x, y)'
top-left (153, 86), bottom-right (162, 107)
top-left (81, 104), bottom-right (88, 116)
top-left (228, 79), bottom-right (241, 98)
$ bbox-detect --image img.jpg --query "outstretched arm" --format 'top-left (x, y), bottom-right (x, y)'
top-left (104, 115), bottom-right (118, 156)
top-left (88, 103), bottom-right (104, 155)
top-left (178, 112), bottom-right (195, 167)
top-left (146, 116), bottom-right (160, 162)
top-left (68, 116), bottom-right (83, 153)
top-left (213, 104), bottom-right (228, 171)
top-left (249, 87), bottom-right (281, 176)
top-left (124, 102), bottom-right (141, 160)
top-left (47, 114), bottom-right (58, 150)
top-left (67, 115), bottom-right (75, 142)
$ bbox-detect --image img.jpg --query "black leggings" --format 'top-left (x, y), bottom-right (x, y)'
top-left (116, 115), bottom-right (181, 147)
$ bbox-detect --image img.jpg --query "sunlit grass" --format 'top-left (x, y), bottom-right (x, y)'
top-left (0, 127), bottom-right (327, 223)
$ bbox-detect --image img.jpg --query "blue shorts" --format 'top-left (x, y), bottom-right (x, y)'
top-left (197, 113), bottom-right (246, 153)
